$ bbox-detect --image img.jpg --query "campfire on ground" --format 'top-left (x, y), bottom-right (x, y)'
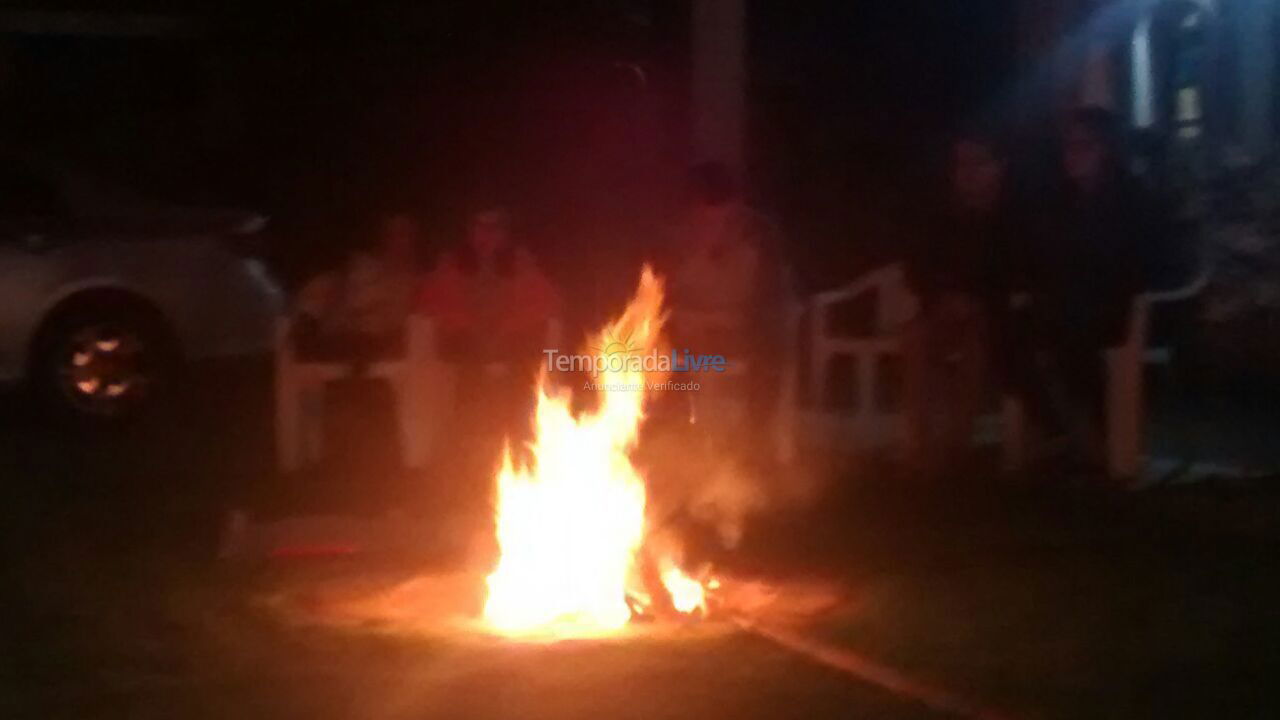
top-left (483, 266), bottom-right (713, 637)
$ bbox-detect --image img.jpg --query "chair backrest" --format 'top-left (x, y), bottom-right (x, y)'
top-left (809, 263), bottom-right (918, 402)
top-left (871, 264), bottom-right (920, 330)
top-left (1121, 251), bottom-right (1215, 357)
top-left (275, 315), bottom-right (439, 384)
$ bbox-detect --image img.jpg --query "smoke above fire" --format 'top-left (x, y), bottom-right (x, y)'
top-left (642, 417), bottom-right (825, 554)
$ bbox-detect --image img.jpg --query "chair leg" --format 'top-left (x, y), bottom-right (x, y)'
top-left (401, 400), bottom-right (425, 470)
top-left (406, 365), bottom-right (439, 470)
top-left (855, 351), bottom-right (881, 448)
top-left (1106, 347), bottom-right (1143, 481)
top-left (386, 372), bottom-right (418, 470)
top-left (775, 361), bottom-right (798, 465)
top-left (810, 350), bottom-right (827, 411)
top-left (300, 385), bottom-right (324, 467)
top-left (429, 363), bottom-right (458, 461)
top-left (276, 368), bottom-right (301, 473)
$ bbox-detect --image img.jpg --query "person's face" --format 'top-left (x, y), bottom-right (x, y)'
top-left (469, 213), bottom-right (509, 259)
top-left (1063, 123), bottom-right (1104, 188)
top-left (951, 139), bottom-right (1003, 210)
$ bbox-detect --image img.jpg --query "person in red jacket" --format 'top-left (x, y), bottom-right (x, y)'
top-left (419, 205), bottom-right (562, 511)
top-left (419, 206), bottom-right (560, 363)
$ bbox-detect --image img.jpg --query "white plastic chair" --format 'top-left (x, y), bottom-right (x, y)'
top-left (274, 316), bottom-right (446, 472)
top-left (1003, 260), bottom-right (1214, 478)
top-left (275, 316), bottom-right (565, 473)
top-left (809, 261), bottom-right (1211, 478)
top-left (808, 263), bottom-right (919, 450)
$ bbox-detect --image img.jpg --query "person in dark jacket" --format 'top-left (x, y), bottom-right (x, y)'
top-left (903, 132), bottom-right (1021, 474)
top-left (1020, 107), bottom-right (1150, 472)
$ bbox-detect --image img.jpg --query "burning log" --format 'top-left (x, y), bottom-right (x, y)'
top-left (631, 544), bottom-right (679, 620)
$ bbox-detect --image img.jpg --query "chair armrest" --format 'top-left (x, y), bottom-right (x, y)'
top-left (1120, 260), bottom-right (1213, 354)
top-left (811, 263), bottom-right (906, 310)
top-left (1142, 260), bottom-right (1213, 305)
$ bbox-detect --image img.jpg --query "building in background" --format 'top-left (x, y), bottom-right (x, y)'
top-left (1019, 0), bottom-right (1276, 179)
top-left (1020, 0), bottom-right (1280, 376)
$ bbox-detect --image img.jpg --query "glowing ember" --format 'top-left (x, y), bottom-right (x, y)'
top-left (483, 266), bottom-right (705, 636)
top-left (660, 562), bottom-right (707, 615)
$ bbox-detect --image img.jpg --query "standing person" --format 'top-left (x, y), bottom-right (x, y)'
top-left (1021, 107), bottom-right (1149, 475)
top-left (903, 132), bottom-right (1021, 476)
top-left (664, 162), bottom-right (794, 462)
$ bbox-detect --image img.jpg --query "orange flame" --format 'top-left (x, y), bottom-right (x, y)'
top-left (483, 266), bottom-right (704, 636)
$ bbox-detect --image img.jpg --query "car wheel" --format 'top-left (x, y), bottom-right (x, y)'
top-left (32, 305), bottom-right (175, 423)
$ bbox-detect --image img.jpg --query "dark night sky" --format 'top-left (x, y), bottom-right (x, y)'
top-left (0, 1), bottom-right (1019, 291)
top-left (751, 0), bottom-right (1020, 286)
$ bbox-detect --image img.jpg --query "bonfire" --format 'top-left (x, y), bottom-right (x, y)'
top-left (483, 267), bottom-right (706, 637)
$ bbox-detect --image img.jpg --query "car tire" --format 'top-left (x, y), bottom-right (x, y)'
top-left (30, 301), bottom-right (177, 425)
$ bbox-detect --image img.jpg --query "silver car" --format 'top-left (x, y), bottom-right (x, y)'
top-left (0, 156), bottom-right (283, 419)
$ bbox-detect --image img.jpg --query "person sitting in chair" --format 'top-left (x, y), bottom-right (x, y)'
top-left (903, 131), bottom-right (1021, 476)
top-left (1018, 107), bottom-right (1150, 476)
top-left (292, 211), bottom-right (422, 366)
top-left (418, 205), bottom-right (560, 506)
top-left (419, 205), bottom-right (560, 365)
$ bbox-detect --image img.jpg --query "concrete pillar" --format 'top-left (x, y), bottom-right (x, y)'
top-left (1131, 13), bottom-right (1157, 127)
top-left (1236, 0), bottom-right (1276, 158)
top-left (691, 0), bottom-right (746, 172)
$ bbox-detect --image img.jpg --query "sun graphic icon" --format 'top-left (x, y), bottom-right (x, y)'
top-left (592, 329), bottom-right (640, 358)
